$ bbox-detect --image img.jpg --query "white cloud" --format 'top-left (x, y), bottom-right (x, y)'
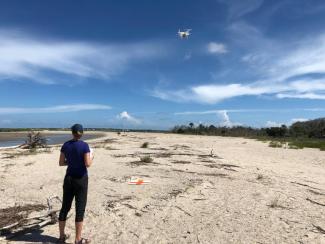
top-left (176, 109), bottom-right (239, 127)
top-left (117, 111), bottom-right (141, 124)
top-left (265, 121), bottom-right (282, 127)
top-left (218, 0), bottom-right (264, 19)
top-left (153, 30), bottom-right (325, 104)
top-left (190, 79), bottom-right (325, 103)
top-left (266, 118), bottom-right (309, 127)
top-left (268, 36), bottom-right (325, 82)
top-left (207, 42), bottom-right (228, 54)
top-left (0, 104), bottom-right (111, 114)
top-left (174, 108), bottom-right (322, 128)
top-left (289, 80), bottom-right (325, 93)
top-left (175, 108), bottom-right (325, 116)
top-left (192, 83), bottom-right (267, 103)
top-left (153, 82), bottom-right (271, 104)
top-left (175, 109), bottom-right (279, 115)
top-left (290, 118), bottom-right (308, 124)
top-left (276, 92), bottom-right (325, 100)
top-left (0, 30), bottom-right (165, 84)
top-left (175, 110), bottom-right (223, 115)
top-left (217, 110), bottom-right (240, 127)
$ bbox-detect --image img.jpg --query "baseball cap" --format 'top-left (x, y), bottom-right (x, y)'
top-left (71, 124), bottom-right (84, 135)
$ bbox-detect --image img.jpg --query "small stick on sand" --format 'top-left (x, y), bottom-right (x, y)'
top-left (312, 224), bottom-right (325, 234)
top-left (291, 182), bottom-right (321, 190)
top-left (306, 198), bottom-right (325, 207)
top-left (174, 206), bottom-right (192, 217)
top-left (197, 234), bottom-right (201, 243)
top-left (37, 219), bottom-right (54, 228)
top-left (308, 189), bottom-right (325, 196)
top-left (25, 210), bottom-right (59, 221)
top-left (0, 222), bottom-right (19, 231)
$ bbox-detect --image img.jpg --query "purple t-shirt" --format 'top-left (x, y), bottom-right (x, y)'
top-left (61, 140), bottom-right (90, 177)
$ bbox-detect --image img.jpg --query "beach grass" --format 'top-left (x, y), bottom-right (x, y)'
top-left (141, 142), bottom-right (149, 148)
top-left (258, 137), bottom-right (325, 150)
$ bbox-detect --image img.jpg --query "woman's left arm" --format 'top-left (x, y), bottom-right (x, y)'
top-left (59, 152), bottom-right (67, 166)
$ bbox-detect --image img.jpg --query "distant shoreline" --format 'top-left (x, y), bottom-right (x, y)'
top-left (0, 131), bottom-right (107, 148)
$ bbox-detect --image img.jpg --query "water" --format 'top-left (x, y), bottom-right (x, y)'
top-left (0, 133), bottom-right (101, 148)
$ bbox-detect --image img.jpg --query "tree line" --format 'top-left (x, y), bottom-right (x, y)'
top-left (171, 118), bottom-right (325, 139)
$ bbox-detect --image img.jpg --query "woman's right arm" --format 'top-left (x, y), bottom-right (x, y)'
top-left (59, 152), bottom-right (67, 166)
top-left (84, 153), bottom-right (92, 168)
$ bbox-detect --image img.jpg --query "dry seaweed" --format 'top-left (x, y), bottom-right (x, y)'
top-left (172, 169), bottom-right (196, 174)
top-left (197, 172), bottom-right (229, 178)
top-left (171, 160), bottom-right (191, 164)
top-left (103, 196), bottom-right (133, 212)
top-left (169, 189), bottom-right (183, 198)
top-left (0, 204), bottom-right (46, 229)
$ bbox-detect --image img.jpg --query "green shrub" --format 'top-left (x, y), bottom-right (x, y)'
top-left (141, 142), bottom-right (149, 148)
top-left (257, 174), bottom-right (264, 180)
top-left (269, 141), bottom-right (283, 148)
top-left (288, 145), bottom-right (300, 149)
top-left (269, 197), bottom-right (280, 208)
top-left (287, 139), bottom-right (325, 150)
top-left (140, 155), bottom-right (153, 163)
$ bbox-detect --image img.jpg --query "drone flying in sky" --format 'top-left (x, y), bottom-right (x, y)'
top-left (178, 29), bottom-right (191, 39)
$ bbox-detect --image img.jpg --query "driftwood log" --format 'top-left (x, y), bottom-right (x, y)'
top-left (0, 196), bottom-right (65, 239)
top-left (19, 131), bottom-right (47, 149)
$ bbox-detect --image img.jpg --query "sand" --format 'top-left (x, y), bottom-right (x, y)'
top-left (0, 132), bottom-right (325, 243)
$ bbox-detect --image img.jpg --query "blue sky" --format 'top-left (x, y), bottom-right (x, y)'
top-left (0, 0), bottom-right (325, 129)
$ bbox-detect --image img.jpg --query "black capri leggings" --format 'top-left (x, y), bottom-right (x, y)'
top-left (59, 175), bottom-right (88, 222)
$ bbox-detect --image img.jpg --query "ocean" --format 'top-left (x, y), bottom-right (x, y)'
top-left (0, 132), bottom-right (102, 148)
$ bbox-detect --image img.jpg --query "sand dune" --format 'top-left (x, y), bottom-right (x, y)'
top-left (1, 132), bottom-right (325, 243)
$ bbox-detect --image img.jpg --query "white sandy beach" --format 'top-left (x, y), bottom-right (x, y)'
top-left (1, 132), bottom-right (325, 244)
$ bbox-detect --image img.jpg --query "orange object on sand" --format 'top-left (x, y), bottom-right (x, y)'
top-left (128, 178), bottom-right (150, 185)
top-left (136, 179), bottom-right (144, 184)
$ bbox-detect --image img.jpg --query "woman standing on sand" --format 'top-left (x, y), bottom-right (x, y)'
top-left (57, 124), bottom-right (92, 244)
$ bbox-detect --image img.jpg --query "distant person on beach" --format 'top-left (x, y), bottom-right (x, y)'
top-left (58, 124), bottom-right (92, 244)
